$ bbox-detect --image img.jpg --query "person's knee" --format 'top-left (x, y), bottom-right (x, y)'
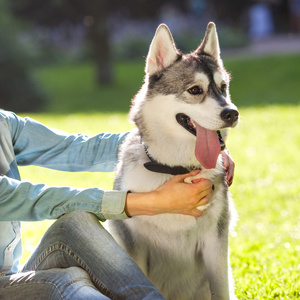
top-left (59, 211), bottom-right (96, 225)
top-left (52, 211), bottom-right (99, 240)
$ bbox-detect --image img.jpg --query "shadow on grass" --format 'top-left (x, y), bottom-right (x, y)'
top-left (34, 53), bottom-right (300, 114)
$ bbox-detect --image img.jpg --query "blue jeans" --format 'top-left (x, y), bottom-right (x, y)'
top-left (0, 212), bottom-right (165, 299)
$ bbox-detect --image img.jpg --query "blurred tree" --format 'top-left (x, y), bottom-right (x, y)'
top-left (0, 0), bottom-right (46, 112)
top-left (7, 0), bottom-right (113, 85)
top-left (6, 0), bottom-right (179, 85)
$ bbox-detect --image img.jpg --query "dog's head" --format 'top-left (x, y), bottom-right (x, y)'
top-left (131, 23), bottom-right (239, 169)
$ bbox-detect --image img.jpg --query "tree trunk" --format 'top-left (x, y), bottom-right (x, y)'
top-left (86, 1), bottom-right (114, 85)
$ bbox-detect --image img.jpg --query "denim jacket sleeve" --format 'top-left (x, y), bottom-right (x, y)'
top-left (0, 176), bottom-right (128, 222)
top-left (7, 112), bottom-right (128, 172)
top-left (0, 110), bottom-right (130, 221)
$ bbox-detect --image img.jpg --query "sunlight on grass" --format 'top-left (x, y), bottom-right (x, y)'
top-left (227, 105), bottom-right (300, 299)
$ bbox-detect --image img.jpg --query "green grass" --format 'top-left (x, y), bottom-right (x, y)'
top-left (20, 54), bottom-right (300, 299)
top-left (228, 106), bottom-right (300, 299)
top-left (225, 54), bottom-right (300, 108)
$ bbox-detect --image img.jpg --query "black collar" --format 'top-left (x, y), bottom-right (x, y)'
top-left (142, 130), bottom-right (225, 175)
top-left (142, 141), bottom-right (191, 175)
top-left (144, 161), bottom-right (191, 175)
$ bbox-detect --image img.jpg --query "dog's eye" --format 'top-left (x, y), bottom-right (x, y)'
top-left (187, 86), bottom-right (203, 95)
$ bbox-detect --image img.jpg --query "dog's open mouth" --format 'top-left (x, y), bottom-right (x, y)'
top-left (176, 113), bottom-right (225, 169)
top-left (176, 113), bottom-right (197, 136)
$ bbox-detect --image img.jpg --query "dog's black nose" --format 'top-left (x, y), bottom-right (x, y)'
top-left (220, 108), bottom-right (239, 125)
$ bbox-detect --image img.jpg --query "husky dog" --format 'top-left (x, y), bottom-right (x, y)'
top-left (108, 23), bottom-right (239, 300)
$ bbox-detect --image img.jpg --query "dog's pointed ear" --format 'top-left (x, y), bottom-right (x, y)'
top-left (196, 22), bottom-right (222, 65)
top-left (146, 24), bottom-right (179, 75)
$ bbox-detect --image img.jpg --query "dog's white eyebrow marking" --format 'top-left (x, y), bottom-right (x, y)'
top-left (213, 71), bottom-right (225, 86)
top-left (194, 73), bottom-right (209, 89)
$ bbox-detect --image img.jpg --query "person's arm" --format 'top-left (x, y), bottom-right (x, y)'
top-left (0, 175), bottom-right (129, 222)
top-left (0, 170), bottom-right (213, 222)
top-left (3, 111), bottom-right (128, 172)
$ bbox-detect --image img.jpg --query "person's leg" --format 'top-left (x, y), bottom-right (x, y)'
top-left (0, 267), bottom-right (109, 300)
top-left (23, 211), bottom-right (165, 300)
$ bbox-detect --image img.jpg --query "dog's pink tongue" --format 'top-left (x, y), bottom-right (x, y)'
top-left (195, 122), bottom-right (221, 169)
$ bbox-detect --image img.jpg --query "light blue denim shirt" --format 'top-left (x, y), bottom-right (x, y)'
top-left (0, 110), bottom-right (129, 274)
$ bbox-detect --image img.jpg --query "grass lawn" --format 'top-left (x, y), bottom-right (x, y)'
top-left (19, 54), bottom-right (300, 299)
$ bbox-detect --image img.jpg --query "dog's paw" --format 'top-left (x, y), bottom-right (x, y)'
top-left (184, 172), bottom-right (204, 184)
top-left (184, 173), bottom-right (211, 211)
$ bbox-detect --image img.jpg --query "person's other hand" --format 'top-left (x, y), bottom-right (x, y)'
top-left (221, 149), bottom-right (235, 186)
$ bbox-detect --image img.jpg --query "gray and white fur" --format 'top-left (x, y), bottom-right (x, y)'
top-left (106, 23), bottom-right (239, 300)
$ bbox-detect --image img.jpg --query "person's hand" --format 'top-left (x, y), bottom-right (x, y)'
top-left (153, 170), bottom-right (213, 217)
top-left (125, 170), bottom-right (214, 218)
top-left (221, 149), bottom-right (235, 186)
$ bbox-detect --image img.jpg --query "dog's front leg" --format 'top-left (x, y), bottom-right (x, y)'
top-left (202, 230), bottom-right (231, 300)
